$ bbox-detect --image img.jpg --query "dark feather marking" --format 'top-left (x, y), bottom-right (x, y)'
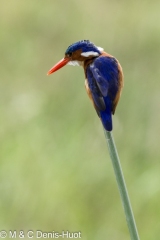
top-left (87, 68), bottom-right (106, 111)
top-left (89, 63), bottom-right (109, 97)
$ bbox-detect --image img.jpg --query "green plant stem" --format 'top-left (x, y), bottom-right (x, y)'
top-left (104, 130), bottom-right (140, 240)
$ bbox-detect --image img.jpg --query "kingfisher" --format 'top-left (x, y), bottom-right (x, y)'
top-left (47, 40), bottom-right (124, 131)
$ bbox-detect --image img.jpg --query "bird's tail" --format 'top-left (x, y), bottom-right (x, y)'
top-left (100, 97), bottom-right (112, 131)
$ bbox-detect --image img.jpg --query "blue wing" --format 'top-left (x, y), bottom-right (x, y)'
top-left (86, 56), bottom-right (119, 131)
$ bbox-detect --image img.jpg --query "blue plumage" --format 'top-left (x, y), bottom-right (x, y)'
top-left (65, 40), bottom-right (100, 56)
top-left (100, 97), bottom-right (112, 131)
top-left (48, 40), bottom-right (123, 131)
top-left (86, 56), bottom-right (120, 131)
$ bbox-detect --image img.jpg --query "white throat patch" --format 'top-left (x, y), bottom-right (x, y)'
top-left (67, 61), bottom-right (81, 66)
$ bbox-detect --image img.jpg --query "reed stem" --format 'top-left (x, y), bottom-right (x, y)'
top-left (104, 130), bottom-right (140, 240)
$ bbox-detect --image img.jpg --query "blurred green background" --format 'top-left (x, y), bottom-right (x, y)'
top-left (1, 1), bottom-right (160, 239)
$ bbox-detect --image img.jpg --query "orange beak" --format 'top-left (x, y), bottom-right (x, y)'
top-left (47, 58), bottom-right (70, 75)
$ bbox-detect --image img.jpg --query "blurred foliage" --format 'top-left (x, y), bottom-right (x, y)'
top-left (1, 1), bottom-right (160, 239)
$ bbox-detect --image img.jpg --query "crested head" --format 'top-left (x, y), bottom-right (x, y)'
top-left (65, 40), bottom-right (104, 65)
top-left (65, 40), bottom-right (101, 55)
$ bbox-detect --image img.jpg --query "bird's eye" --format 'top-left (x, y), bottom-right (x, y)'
top-left (67, 52), bottom-right (72, 57)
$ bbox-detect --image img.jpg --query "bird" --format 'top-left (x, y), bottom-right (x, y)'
top-left (47, 40), bottom-right (124, 131)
